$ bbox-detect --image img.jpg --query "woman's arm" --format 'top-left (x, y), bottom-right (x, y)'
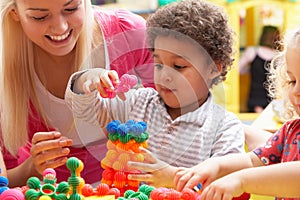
top-left (0, 150), bottom-right (7, 177)
top-left (7, 157), bottom-right (40, 187)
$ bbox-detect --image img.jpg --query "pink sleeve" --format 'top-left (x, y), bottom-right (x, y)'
top-left (94, 9), bottom-right (155, 88)
top-left (239, 47), bottom-right (256, 75)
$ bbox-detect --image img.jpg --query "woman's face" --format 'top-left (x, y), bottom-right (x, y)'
top-left (153, 35), bottom-right (216, 111)
top-left (11, 0), bottom-right (85, 56)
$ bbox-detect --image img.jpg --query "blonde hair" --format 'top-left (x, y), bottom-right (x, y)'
top-left (0, 0), bottom-right (98, 155)
top-left (267, 27), bottom-right (300, 120)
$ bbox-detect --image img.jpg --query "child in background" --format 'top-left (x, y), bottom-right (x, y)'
top-left (239, 26), bottom-right (280, 113)
top-left (66, 0), bottom-right (245, 189)
top-left (174, 26), bottom-right (300, 200)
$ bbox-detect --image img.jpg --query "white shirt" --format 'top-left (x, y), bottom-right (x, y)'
top-left (35, 73), bottom-right (106, 147)
top-left (65, 76), bottom-right (245, 167)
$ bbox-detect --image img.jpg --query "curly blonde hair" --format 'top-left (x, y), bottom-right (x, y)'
top-left (267, 27), bottom-right (300, 120)
top-left (146, 0), bottom-right (234, 86)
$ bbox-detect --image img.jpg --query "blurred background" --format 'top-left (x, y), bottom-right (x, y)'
top-left (92, 1), bottom-right (300, 199)
top-left (92, 0), bottom-right (300, 117)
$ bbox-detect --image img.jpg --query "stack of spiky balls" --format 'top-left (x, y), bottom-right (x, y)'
top-left (101, 119), bottom-right (149, 195)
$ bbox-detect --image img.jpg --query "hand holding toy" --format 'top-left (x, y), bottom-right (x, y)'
top-left (101, 74), bottom-right (138, 98)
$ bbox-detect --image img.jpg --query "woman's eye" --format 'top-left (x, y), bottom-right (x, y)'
top-left (32, 16), bottom-right (47, 21)
top-left (65, 6), bottom-right (78, 12)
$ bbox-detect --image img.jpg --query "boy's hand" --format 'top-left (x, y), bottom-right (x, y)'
top-left (174, 159), bottom-right (219, 192)
top-left (127, 147), bottom-right (177, 188)
top-left (73, 69), bottom-right (119, 96)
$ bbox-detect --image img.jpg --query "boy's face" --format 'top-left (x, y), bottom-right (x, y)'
top-left (153, 35), bottom-right (215, 111)
top-left (286, 47), bottom-right (300, 115)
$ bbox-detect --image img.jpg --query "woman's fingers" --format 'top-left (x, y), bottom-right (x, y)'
top-left (30, 135), bottom-right (72, 156)
top-left (31, 131), bottom-right (61, 145)
top-left (30, 132), bottom-right (72, 174)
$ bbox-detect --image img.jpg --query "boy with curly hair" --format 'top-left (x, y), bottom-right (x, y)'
top-left (66, 0), bottom-right (245, 190)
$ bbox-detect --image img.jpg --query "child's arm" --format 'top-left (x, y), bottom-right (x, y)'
top-left (72, 68), bottom-right (119, 96)
top-left (174, 152), bottom-right (263, 191)
top-left (200, 161), bottom-right (300, 200)
top-left (66, 68), bottom-right (141, 134)
top-left (244, 124), bottom-right (273, 151)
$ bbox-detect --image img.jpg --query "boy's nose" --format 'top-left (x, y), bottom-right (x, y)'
top-left (160, 68), bottom-right (172, 83)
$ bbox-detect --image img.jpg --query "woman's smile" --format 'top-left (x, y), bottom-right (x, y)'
top-left (46, 29), bottom-right (73, 46)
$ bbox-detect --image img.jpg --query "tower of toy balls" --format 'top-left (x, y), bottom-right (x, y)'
top-left (101, 119), bottom-right (149, 195)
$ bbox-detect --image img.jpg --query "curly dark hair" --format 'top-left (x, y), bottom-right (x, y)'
top-left (146, 0), bottom-right (235, 86)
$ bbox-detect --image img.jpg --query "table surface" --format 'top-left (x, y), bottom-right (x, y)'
top-left (251, 103), bottom-right (283, 133)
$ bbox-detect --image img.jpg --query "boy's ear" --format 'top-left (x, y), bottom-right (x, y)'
top-left (208, 63), bottom-right (222, 79)
top-left (10, 8), bottom-right (20, 22)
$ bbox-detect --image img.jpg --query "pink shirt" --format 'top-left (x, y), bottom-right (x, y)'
top-left (94, 9), bottom-right (154, 88)
top-left (2, 9), bottom-right (154, 185)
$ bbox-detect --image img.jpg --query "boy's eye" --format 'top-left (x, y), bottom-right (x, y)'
top-left (174, 65), bottom-right (185, 70)
top-left (154, 63), bottom-right (163, 69)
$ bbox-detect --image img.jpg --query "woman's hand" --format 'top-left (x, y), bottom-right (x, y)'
top-left (127, 148), bottom-right (178, 188)
top-left (30, 131), bottom-right (72, 175)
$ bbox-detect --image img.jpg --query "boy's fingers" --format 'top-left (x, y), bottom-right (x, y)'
top-left (83, 80), bottom-right (93, 93)
top-left (127, 173), bottom-right (153, 182)
top-left (127, 161), bottom-right (155, 172)
top-left (97, 84), bottom-right (108, 97)
top-left (108, 70), bottom-right (120, 83)
top-left (101, 70), bottom-right (114, 91)
top-left (117, 93), bottom-right (126, 101)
